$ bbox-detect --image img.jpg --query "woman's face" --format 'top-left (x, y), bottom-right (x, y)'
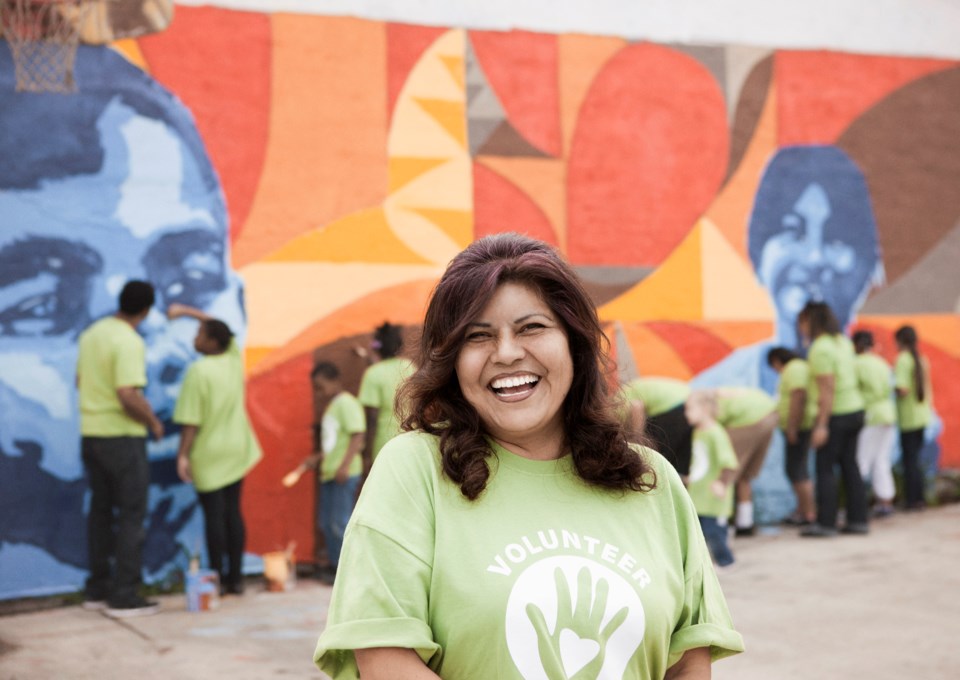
top-left (455, 281), bottom-right (573, 456)
top-left (796, 315), bottom-right (811, 343)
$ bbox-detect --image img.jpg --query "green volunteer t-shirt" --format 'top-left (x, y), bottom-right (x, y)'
top-left (320, 391), bottom-right (366, 482)
top-left (686, 423), bottom-right (738, 519)
top-left (776, 358), bottom-right (816, 431)
top-left (77, 316), bottom-right (148, 437)
top-left (716, 387), bottom-right (776, 429)
top-left (173, 340), bottom-right (263, 493)
top-left (315, 432), bottom-right (744, 679)
top-left (621, 377), bottom-right (691, 417)
top-left (894, 351), bottom-right (932, 432)
top-left (357, 357), bottom-right (414, 459)
top-left (855, 353), bottom-right (896, 427)
top-left (808, 335), bottom-right (864, 415)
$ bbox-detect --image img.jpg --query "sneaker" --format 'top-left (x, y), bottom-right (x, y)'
top-left (105, 597), bottom-right (159, 618)
top-left (734, 526), bottom-right (756, 538)
top-left (800, 524), bottom-right (838, 538)
top-left (841, 523), bottom-right (869, 535)
top-left (781, 514), bottom-right (806, 527)
top-left (82, 599), bottom-right (108, 611)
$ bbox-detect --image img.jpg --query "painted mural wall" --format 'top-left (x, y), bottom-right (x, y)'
top-left (1, 6), bottom-right (959, 599)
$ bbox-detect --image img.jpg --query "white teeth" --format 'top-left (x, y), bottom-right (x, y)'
top-left (491, 374), bottom-right (539, 390)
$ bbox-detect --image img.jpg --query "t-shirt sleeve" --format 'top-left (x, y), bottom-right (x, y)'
top-left (314, 436), bottom-right (441, 678)
top-left (357, 366), bottom-right (379, 409)
top-left (808, 340), bottom-right (835, 377)
top-left (173, 365), bottom-right (203, 426)
top-left (894, 353), bottom-right (911, 391)
top-left (712, 427), bottom-right (738, 471)
top-left (659, 460), bottom-right (745, 665)
top-left (782, 361), bottom-right (806, 394)
top-left (114, 334), bottom-right (146, 388)
top-left (339, 395), bottom-right (367, 434)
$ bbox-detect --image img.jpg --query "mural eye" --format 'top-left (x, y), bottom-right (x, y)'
top-left (781, 213), bottom-right (803, 237)
top-left (143, 229), bottom-right (227, 311)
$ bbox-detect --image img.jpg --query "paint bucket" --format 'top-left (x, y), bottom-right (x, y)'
top-left (263, 542), bottom-right (296, 592)
top-left (185, 568), bottom-right (220, 612)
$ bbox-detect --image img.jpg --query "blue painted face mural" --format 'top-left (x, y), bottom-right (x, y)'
top-left (0, 44), bottom-right (245, 599)
top-left (748, 145), bottom-right (883, 349)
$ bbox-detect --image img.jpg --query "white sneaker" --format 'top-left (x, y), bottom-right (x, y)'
top-left (105, 598), bottom-right (159, 618)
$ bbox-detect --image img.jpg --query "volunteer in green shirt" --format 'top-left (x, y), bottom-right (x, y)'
top-left (172, 304), bottom-right (262, 595)
top-left (620, 376), bottom-right (693, 475)
top-left (894, 325), bottom-right (933, 510)
top-left (315, 234), bottom-right (742, 679)
top-left (851, 330), bottom-right (897, 517)
top-left (766, 347), bottom-right (817, 526)
top-left (357, 322), bottom-right (415, 472)
top-left (288, 361), bottom-right (366, 584)
top-left (797, 302), bottom-right (868, 537)
top-left (77, 280), bottom-right (163, 617)
top-left (685, 391), bottom-right (739, 567)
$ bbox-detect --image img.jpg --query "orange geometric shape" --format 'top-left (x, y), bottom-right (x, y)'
top-left (414, 97), bottom-right (468, 148)
top-left (477, 157), bottom-right (567, 248)
top-left (389, 156), bottom-right (452, 193)
top-left (695, 321), bottom-right (774, 350)
top-left (406, 207), bottom-right (473, 248)
top-left (705, 64), bottom-right (778, 258)
top-left (620, 322), bottom-right (693, 380)
top-left (567, 43), bottom-right (729, 267)
top-left (557, 34), bottom-right (626, 157)
top-left (112, 39), bottom-right (148, 71)
top-left (598, 222), bottom-right (704, 321)
top-left (776, 51), bottom-right (956, 146)
top-left (858, 315), bottom-right (960, 360)
top-left (248, 278), bottom-right (439, 376)
top-left (387, 23), bottom-right (447, 119)
top-left (232, 14), bottom-right (388, 267)
top-left (700, 219), bottom-right (775, 321)
top-left (263, 207), bottom-right (433, 265)
top-left (439, 54), bottom-right (465, 90)
top-left (470, 30), bottom-right (562, 157)
top-left (645, 322), bottom-right (734, 375)
top-left (473, 162), bottom-right (558, 247)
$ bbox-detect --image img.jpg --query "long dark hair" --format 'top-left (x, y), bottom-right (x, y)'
top-left (798, 301), bottom-right (841, 340)
top-left (895, 325), bottom-right (925, 402)
top-left (399, 233), bottom-right (655, 500)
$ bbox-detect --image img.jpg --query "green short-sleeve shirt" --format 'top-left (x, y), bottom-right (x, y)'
top-left (776, 358), bottom-right (816, 431)
top-left (357, 357), bottom-right (414, 459)
top-left (716, 387), bottom-right (776, 429)
top-left (315, 432), bottom-right (744, 679)
top-left (894, 351), bottom-right (932, 431)
top-left (173, 340), bottom-right (263, 492)
top-left (687, 423), bottom-right (739, 519)
top-left (621, 377), bottom-right (691, 417)
top-left (855, 353), bottom-right (896, 427)
top-left (808, 335), bottom-right (864, 415)
top-left (77, 316), bottom-right (148, 437)
top-left (320, 392), bottom-right (367, 482)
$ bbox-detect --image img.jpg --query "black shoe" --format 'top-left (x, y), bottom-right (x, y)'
top-left (841, 523), bottom-right (869, 535)
top-left (222, 581), bottom-right (245, 596)
top-left (800, 524), bottom-right (838, 538)
top-left (81, 598), bottom-right (108, 611)
top-left (781, 514), bottom-right (805, 527)
top-left (734, 525), bottom-right (756, 537)
top-left (105, 596), bottom-right (159, 618)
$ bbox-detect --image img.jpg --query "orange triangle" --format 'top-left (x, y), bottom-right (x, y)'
top-left (406, 207), bottom-right (473, 248)
top-left (599, 224), bottom-right (704, 321)
top-left (414, 97), bottom-right (467, 148)
top-left (700, 219), bottom-right (775, 320)
top-left (621, 322), bottom-right (693, 380)
top-left (439, 55), bottom-right (464, 90)
top-left (112, 39), bottom-right (149, 71)
top-left (477, 157), bottom-right (567, 248)
top-left (389, 156), bottom-right (450, 193)
top-left (263, 207), bottom-right (433, 265)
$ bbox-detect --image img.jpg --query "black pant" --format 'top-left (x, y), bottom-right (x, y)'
top-left (899, 428), bottom-right (926, 507)
top-left (646, 404), bottom-right (694, 476)
top-left (82, 436), bottom-right (149, 604)
top-left (815, 411), bottom-right (867, 528)
top-left (198, 479), bottom-right (245, 588)
top-left (784, 429), bottom-right (812, 483)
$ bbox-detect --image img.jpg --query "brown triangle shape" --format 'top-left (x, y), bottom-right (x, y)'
top-left (477, 121), bottom-right (551, 158)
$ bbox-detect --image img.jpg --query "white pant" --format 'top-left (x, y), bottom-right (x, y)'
top-left (856, 424), bottom-right (896, 502)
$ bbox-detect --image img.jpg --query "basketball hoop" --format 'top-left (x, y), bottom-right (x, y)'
top-left (1, 0), bottom-right (92, 93)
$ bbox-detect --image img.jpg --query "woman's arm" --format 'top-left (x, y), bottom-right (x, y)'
top-left (176, 424), bottom-right (198, 483)
top-left (665, 646), bottom-right (711, 679)
top-left (355, 648), bottom-right (441, 680)
top-left (786, 388), bottom-right (807, 444)
top-left (811, 373), bottom-right (835, 449)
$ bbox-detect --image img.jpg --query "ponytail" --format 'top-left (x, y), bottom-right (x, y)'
top-left (895, 326), bottom-right (925, 402)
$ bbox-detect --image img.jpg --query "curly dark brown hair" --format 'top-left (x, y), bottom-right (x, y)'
top-left (398, 233), bottom-right (656, 500)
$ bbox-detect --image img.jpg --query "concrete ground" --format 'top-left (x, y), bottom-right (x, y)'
top-left (1, 504), bottom-right (958, 680)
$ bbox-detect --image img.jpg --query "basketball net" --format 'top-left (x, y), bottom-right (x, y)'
top-left (1, 0), bottom-right (91, 93)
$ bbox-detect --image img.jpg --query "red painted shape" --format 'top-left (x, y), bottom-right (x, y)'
top-left (776, 51), bottom-right (956, 146)
top-left (567, 43), bottom-right (729, 267)
top-left (387, 23), bottom-right (448, 120)
top-left (644, 322), bottom-right (732, 375)
top-left (138, 7), bottom-right (271, 245)
top-left (473, 162), bottom-right (558, 246)
top-left (243, 354), bottom-right (317, 562)
top-left (470, 30), bottom-right (561, 157)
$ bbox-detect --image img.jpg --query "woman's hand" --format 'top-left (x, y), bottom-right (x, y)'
top-left (811, 423), bottom-right (829, 449)
top-left (177, 455), bottom-right (192, 484)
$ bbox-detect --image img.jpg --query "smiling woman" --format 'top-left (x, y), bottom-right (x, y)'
top-left (314, 233), bottom-right (744, 680)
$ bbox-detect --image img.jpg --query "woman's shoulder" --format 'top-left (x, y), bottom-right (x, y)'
top-left (374, 431), bottom-right (442, 473)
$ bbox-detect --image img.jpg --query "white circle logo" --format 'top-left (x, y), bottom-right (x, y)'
top-left (504, 556), bottom-right (645, 679)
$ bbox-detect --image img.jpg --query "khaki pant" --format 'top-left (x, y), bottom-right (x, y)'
top-left (726, 411), bottom-right (778, 482)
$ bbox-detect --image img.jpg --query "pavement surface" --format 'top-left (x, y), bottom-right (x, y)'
top-left (2, 504), bottom-right (958, 680)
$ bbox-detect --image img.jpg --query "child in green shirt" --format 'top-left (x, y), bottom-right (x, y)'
top-left (685, 391), bottom-right (738, 567)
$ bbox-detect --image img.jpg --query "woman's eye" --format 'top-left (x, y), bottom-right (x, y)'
top-left (466, 332), bottom-right (490, 342)
top-left (520, 323), bottom-right (545, 333)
